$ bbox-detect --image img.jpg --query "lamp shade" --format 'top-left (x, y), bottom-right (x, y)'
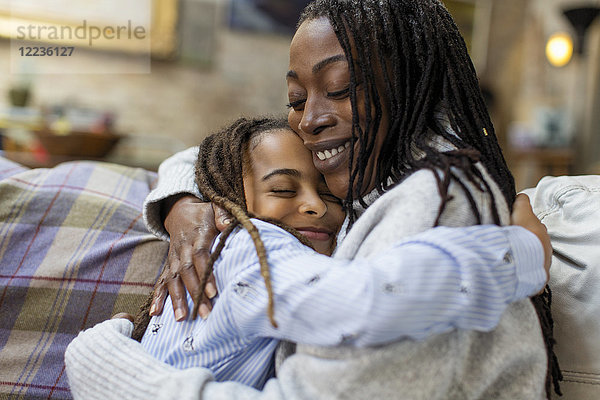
top-left (563, 6), bottom-right (600, 55)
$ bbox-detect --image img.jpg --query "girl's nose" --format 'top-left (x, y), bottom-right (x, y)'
top-left (298, 193), bottom-right (327, 218)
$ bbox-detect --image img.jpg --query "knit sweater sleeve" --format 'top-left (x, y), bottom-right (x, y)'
top-left (65, 319), bottom-right (288, 400)
top-left (65, 319), bottom-right (214, 400)
top-left (143, 146), bottom-right (202, 241)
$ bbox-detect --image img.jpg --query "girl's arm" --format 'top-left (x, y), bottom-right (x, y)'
top-left (222, 221), bottom-right (546, 346)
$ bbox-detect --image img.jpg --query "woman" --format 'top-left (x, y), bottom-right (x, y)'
top-left (65, 0), bottom-right (554, 398)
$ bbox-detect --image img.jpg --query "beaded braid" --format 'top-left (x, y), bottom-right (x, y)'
top-left (132, 117), bottom-right (315, 340)
top-left (299, 0), bottom-right (560, 397)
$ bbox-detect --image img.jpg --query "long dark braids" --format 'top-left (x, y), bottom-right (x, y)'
top-left (192, 116), bottom-right (315, 328)
top-left (299, 0), bottom-right (561, 396)
top-left (132, 117), bottom-right (314, 340)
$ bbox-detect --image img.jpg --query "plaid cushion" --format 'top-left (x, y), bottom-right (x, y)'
top-left (0, 156), bottom-right (168, 399)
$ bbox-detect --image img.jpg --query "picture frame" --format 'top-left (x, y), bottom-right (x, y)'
top-left (227, 0), bottom-right (311, 35)
top-left (0, 0), bottom-right (178, 59)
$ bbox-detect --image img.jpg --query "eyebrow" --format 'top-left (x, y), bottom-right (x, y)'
top-left (262, 168), bottom-right (302, 181)
top-left (286, 54), bottom-right (347, 79)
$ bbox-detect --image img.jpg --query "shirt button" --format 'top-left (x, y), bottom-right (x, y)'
top-left (233, 281), bottom-right (251, 297)
top-left (151, 323), bottom-right (162, 335)
top-left (503, 252), bottom-right (513, 264)
top-left (183, 336), bottom-right (195, 352)
top-left (340, 332), bottom-right (359, 345)
top-left (382, 281), bottom-right (403, 294)
top-left (305, 275), bottom-right (320, 286)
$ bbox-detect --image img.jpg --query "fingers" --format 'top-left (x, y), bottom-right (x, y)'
top-left (167, 269), bottom-right (189, 321)
top-left (213, 204), bottom-right (233, 232)
top-left (511, 193), bottom-right (552, 283)
top-left (150, 279), bottom-right (168, 316)
top-left (191, 246), bottom-right (214, 297)
top-left (191, 248), bottom-right (216, 320)
top-left (158, 200), bottom-right (222, 321)
top-left (150, 265), bottom-right (171, 316)
top-left (511, 193), bottom-right (534, 222)
top-left (205, 275), bottom-right (217, 300)
top-left (179, 247), bottom-right (211, 320)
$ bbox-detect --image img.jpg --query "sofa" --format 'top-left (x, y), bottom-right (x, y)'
top-left (0, 154), bottom-right (598, 399)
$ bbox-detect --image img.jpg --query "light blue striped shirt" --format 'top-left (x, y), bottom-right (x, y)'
top-left (141, 219), bottom-right (545, 389)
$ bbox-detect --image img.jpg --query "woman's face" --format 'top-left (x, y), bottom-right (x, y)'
top-left (243, 129), bottom-right (345, 256)
top-left (287, 17), bottom-right (389, 199)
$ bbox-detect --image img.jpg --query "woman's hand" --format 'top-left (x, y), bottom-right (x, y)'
top-left (150, 195), bottom-right (231, 321)
top-left (510, 193), bottom-right (552, 284)
top-left (112, 312), bottom-right (134, 322)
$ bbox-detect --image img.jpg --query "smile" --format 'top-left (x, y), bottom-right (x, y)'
top-left (316, 141), bottom-right (351, 161)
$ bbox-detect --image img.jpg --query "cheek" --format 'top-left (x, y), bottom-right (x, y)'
top-left (254, 198), bottom-right (290, 222)
top-left (288, 109), bottom-right (300, 133)
top-left (324, 171), bottom-right (350, 199)
top-left (330, 208), bottom-right (346, 232)
top-left (353, 92), bottom-right (367, 127)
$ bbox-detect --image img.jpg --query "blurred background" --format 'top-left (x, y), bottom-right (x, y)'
top-left (0, 0), bottom-right (598, 191)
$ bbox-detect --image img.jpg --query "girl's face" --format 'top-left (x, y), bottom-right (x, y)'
top-left (287, 17), bottom-right (389, 199)
top-left (243, 129), bottom-right (345, 256)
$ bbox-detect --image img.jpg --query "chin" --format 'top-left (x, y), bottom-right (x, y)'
top-left (313, 243), bottom-right (333, 256)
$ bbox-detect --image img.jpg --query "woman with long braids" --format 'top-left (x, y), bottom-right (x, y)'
top-left (131, 115), bottom-right (534, 391)
top-left (65, 0), bottom-right (555, 399)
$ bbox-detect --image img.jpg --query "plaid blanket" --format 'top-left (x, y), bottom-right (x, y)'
top-left (0, 155), bottom-right (168, 399)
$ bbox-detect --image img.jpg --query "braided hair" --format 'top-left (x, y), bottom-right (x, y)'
top-left (192, 116), bottom-right (314, 327)
top-left (132, 117), bottom-right (314, 340)
top-left (299, 0), bottom-right (561, 396)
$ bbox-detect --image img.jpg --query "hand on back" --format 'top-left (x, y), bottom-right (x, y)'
top-left (150, 195), bottom-right (230, 321)
top-left (510, 193), bottom-right (552, 285)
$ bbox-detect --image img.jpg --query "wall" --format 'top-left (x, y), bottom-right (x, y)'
top-left (509, 0), bottom-right (600, 172)
top-left (0, 23), bottom-right (292, 151)
top-left (2, 0), bottom-right (598, 176)
top-left (480, 0), bottom-right (600, 188)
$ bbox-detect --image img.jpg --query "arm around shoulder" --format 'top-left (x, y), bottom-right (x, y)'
top-left (143, 146), bottom-right (202, 240)
top-left (65, 318), bottom-right (214, 400)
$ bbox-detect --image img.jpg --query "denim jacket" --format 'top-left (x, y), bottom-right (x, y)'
top-left (523, 175), bottom-right (600, 399)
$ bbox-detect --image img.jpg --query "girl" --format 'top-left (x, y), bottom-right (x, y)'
top-left (135, 116), bottom-right (345, 389)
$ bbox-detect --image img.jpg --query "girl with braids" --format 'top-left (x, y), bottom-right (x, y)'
top-left (135, 116), bottom-right (347, 389)
top-left (65, 1), bottom-right (555, 399)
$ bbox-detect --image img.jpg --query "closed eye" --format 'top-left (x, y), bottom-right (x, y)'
top-left (327, 87), bottom-right (350, 99)
top-left (286, 99), bottom-right (306, 111)
top-left (271, 189), bottom-right (296, 198)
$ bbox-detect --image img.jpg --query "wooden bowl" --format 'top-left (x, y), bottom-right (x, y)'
top-left (34, 130), bottom-right (121, 158)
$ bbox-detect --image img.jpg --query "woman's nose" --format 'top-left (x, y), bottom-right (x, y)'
top-left (297, 98), bottom-right (335, 136)
top-left (299, 194), bottom-right (327, 218)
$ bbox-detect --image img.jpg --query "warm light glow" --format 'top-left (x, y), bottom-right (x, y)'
top-left (546, 32), bottom-right (573, 67)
